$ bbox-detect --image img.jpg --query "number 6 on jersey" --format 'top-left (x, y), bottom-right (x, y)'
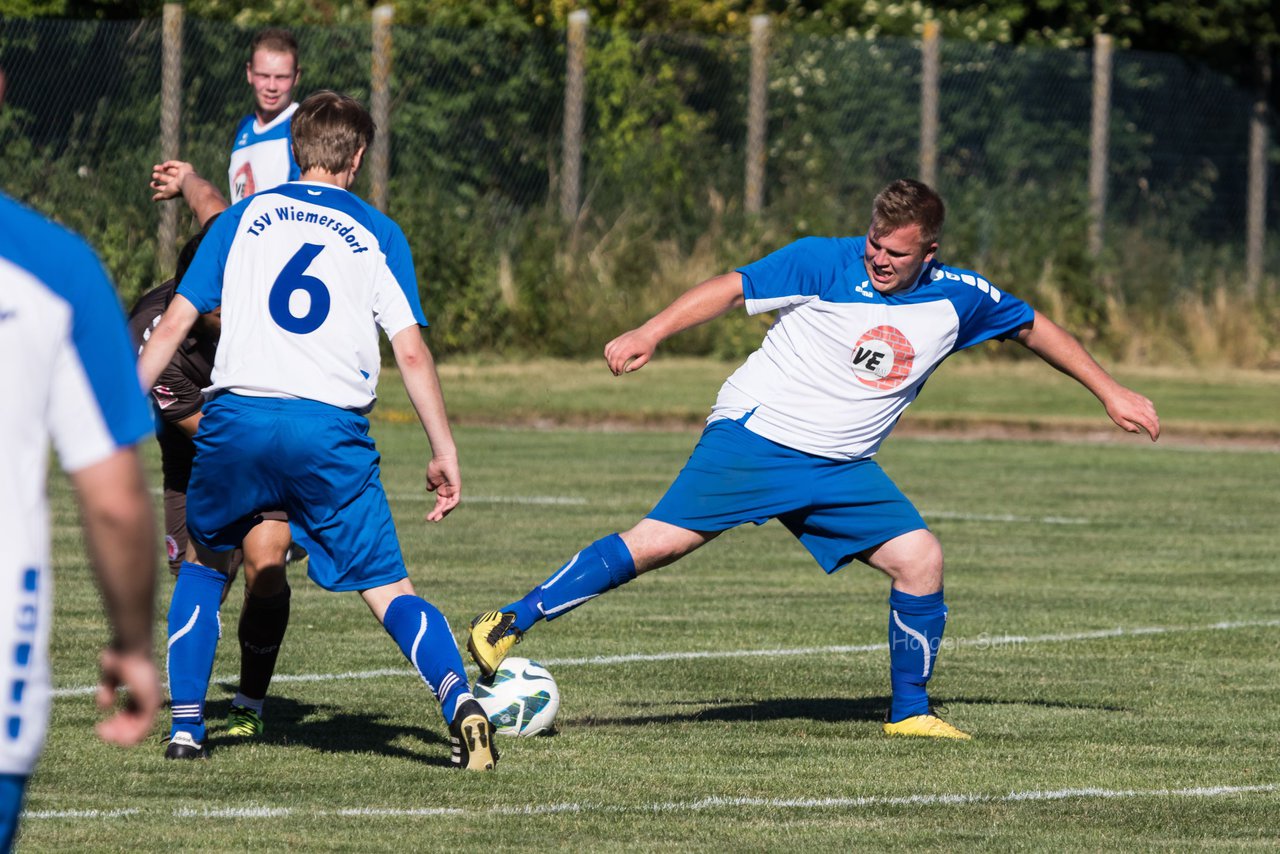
top-left (268, 242), bottom-right (329, 333)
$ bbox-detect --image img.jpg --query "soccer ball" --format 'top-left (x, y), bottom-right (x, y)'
top-left (474, 657), bottom-right (560, 737)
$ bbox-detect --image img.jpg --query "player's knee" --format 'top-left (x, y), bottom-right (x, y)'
top-left (620, 521), bottom-right (709, 574)
top-left (898, 535), bottom-right (943, 592)
top-left (242, 550), bottom-right (287, 577)
top-left (244, 565), bottom-right (288, 598)
top-left (868, 529), bottom-right (943, 590)
top-left (918, 532), bottom-right (944, 574)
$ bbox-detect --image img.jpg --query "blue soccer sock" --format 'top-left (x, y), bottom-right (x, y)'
top-left (887, 587), bottom-right (948, 723)
top-left (166, 561), bottom-right (228, 743)
top-left (505, 533), bottom-right (637, 632)
top-left (383, 595), bottom-right (473, 723)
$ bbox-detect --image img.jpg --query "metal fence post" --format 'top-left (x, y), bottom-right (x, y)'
top-left (745, 15), bottom-right (770, 214)
top-left (1246, 47), bottom-right (1270, 297)
top-left (159, 2), bottom-right (183, 273)
top-left (919, 20), bottom-right (940, 189)
top-left (561, 10), bottom-right (588, 223)
top-left (370, 4), bottom-right (393, 214)
top-left (1088, 33), bottom-right (1113, 261)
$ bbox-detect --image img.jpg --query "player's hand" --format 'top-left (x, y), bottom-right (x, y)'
top-left (149, 160), bottom-right (195, 202)
top-left (94, 647), bottom-right (161, 747)
top-left (604, 328), bottom-right (660, 376)
top-left (1103, 386), bottom-right (1161, 441)
top-left (424, 453), bottom-right (461, 522)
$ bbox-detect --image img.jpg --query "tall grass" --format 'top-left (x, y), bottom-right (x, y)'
top-left (458, 199), bottom-right (1279, 369)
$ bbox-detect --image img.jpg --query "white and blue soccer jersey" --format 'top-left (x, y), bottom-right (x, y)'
top-left (227, 103), bottom-right (301, 204)
top-left (178, 181), bottom-right (427, 411)
top-left (713, 235), bottom-right (1035, 460)
top-left (0, 192), bottom-right (152, 776)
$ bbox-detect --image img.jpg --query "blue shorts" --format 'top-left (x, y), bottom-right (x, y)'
top-left (648, 419), bottom-right (926, 573)
top-left (187, 394), bottom-right (407, 592)
top-left (0, 774), bottom-right (27, 852)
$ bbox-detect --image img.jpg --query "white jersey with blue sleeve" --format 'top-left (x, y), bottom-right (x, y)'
top-left (0, 192), bottom-right (152, 776)
top-left (178, 181), bottom-right (427, 411)
top-left (711, 236), bottom-right (1034, 460)
top-left (228, 103), bottom-right (301, 204)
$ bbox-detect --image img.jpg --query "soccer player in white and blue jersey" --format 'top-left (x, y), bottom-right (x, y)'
top-left (138, 90), bottom-right (496, 770)
top-left (0, 97), bottom-right (161, 844)
top-left (228, 28), bottom-right (302, 204)
top-left (469, 179), bottom-right (1161, 740)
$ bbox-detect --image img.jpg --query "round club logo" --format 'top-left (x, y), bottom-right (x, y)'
top-left (851, 325), bottom-right (915, 390)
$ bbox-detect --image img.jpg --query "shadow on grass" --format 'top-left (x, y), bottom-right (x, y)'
top-left (197, 697), bottom-right (454, 766)
top-left (565, 694), bottom-right (1129, 727)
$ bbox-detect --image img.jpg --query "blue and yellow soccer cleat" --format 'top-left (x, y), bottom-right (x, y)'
top-left (226, 705), bottom-right (264, 738)
top-left (883, 710), bottom-right (972, 740)
top-left (450, 698), bottom-right (498, 771)
top-left (467, 611), bottom-right (522, 677)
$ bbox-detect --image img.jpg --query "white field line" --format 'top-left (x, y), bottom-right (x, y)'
top-left (390, 498), bottom-right (1089, 522)
top-left (147, 486), bottom-right (587, 506)
top-left (393, 494), bottom-right (590, 506)
top-left (922, 510), bottom-right (1090, 525)
top-left (24, 783), bottom-right (1279, 822)
top-left (51, 618), bottom-right (1280, 698)
top-left (23, 808), bottom-right (141, 819)
top-left (147, 486), bottom-right (1094, 520)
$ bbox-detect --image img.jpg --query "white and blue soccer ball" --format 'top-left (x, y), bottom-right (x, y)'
top-left (475, 657), bottom-right (560, 737)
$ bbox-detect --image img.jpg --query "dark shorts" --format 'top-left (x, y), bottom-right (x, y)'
top-left (648, 419), bottom-right (927, 573)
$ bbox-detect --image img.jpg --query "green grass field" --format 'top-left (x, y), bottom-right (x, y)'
top-left (17, 361), bottom-right (1280, 851)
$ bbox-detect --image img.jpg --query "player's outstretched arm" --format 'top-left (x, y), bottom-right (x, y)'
top-left (391, 325), bottom-right (460, 522)
top-left (1016, 310), bottom-right (1161, 441)
top-left (137, 294), bottom-right (201, 391)
top-left (604, 272), bottom-right (746, 375)
top-left (150, 160), bottom-right (229, 226)
top-left (69, 447), bottom-right (161, 747)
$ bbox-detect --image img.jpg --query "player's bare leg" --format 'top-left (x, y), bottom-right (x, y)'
top-left (864, 530), bottom-right (970, 740)
top-left (363, 579), bottom-right (496, 771)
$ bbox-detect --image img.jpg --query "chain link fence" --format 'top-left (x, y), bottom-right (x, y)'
top-left (1, 15), bottom-right (1274, 357)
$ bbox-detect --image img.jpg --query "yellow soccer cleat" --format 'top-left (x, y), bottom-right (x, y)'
top-left (467, 611), bottom-right (522, 677)
top-left (226, 705), bottom-right (264, 738)
top-left (882, 712), bottom-right (972, 740)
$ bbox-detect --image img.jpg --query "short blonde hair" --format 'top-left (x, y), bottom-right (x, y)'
top-left (250, 28), bottom-right (298, 66)
top-left (291, 91), bottom-right (375, 175)
top-left (870, 179), bottom-right (946, 246)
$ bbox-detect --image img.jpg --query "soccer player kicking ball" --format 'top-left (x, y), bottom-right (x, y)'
top-left (469, 179), bottom-right (1160, 740)
top-left (138, 90), bottom-right (496, 770)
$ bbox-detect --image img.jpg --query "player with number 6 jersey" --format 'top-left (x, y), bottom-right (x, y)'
top-left (137, 90), bottom-right (496, 769)
top-left (181, 181), bottom-right (420, 410)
